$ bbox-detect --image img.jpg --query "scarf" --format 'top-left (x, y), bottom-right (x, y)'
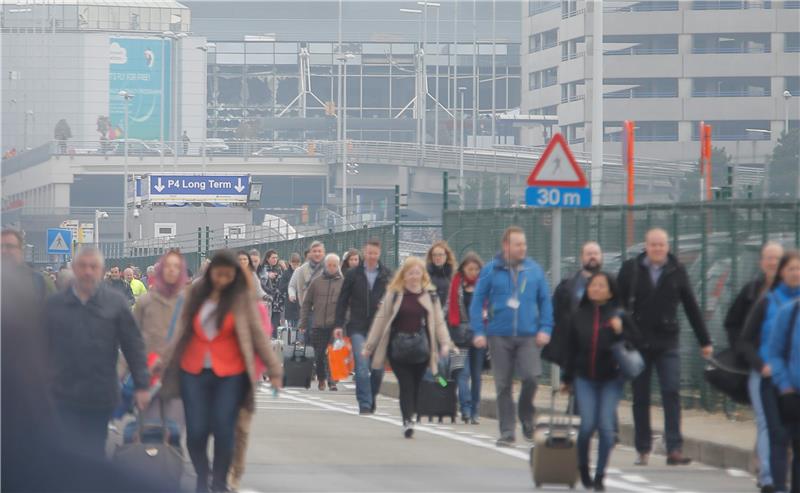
top-left (448, 272), bottom-right (477, 327)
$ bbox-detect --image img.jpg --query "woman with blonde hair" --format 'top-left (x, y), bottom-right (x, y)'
top-left (363, 256), bottom-right (454, 438)
top-left (426, 240), bottom-right (457, 305)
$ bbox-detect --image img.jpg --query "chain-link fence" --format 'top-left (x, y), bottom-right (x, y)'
top-left (443, 200), bottom-right (800, 412)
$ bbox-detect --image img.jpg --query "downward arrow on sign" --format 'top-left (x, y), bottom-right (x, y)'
top-left (234, 177), bottom-right (245, 193)
top-left (154, 177), bottom-right (165, 192)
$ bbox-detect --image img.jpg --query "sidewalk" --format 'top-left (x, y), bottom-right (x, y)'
top-left (380, 372), bottom-right (757, 472)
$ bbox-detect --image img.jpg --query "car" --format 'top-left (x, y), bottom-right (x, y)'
top-left (252, 144), bottom-right (307, 156)
top-left (203, 138), bottom-right (230, 154)
top-left (107, 139), bottom-right (171, 156)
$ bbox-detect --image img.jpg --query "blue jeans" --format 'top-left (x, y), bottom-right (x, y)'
top-left (180, 370), bottom-right (248, 491)
top-left (350, 332), bottom-right (385, 412)
top-left (575, 376), bottom-right (624, 478)
top-left (632, 348), bottom-right (682, 454)
top-left (749, 371), bottom-right (773, 487)
top-left (457, 346), bottom-right (486, 418)
top-left (760, 376), bottom-right (800, 493)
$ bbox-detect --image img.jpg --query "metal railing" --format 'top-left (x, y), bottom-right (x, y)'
top-left (604, 90), bottom-right (679, 99)
top-left (604, 47), bottom-right (679, 56)
top-left (52, 139), bottom-right (322, 160)
top-left (691, 46), bottom-right (770, 54)
top-left (692, 89), bottom-right (771, 97)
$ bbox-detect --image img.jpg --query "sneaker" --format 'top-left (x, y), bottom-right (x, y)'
top-left (496, 436), bottom-right (515, 448)
top-left (371, 402), bottom-right (377, 414)
top-left (403, 421), bottom-right (414, 439)
top-left (634, 453), bottom-right (649, 466)
top-left (760, 485), bottom-right (776, 493)
top-left (329, 383), bottom-right (338, 391)
top-left (579, 465), bottom-right (592, 489)
top-left (666, 451), bottom-right (692, 466)
top-left (522, 422), bottom-right (534, 442)
top-left (593, 475), bottom-right (605, 491)
top-left (318, 381), bottom-right (327, 391)
top-left (470, 417), bottom-right (480, 425)
top-left (359, 408), bottom-right (373, 415)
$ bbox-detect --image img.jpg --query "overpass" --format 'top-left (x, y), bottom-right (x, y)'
top-left (1, 139), bottom-right (764, 216)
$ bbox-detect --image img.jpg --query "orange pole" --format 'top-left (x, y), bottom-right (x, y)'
top-left (704, 124), bottom-right (713, 201)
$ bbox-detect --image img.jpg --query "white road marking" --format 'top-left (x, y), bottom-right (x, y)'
top-left (725, 468), bottom-right (751, 478)
top-left (653, 486), bottom-right (677, 491)
top-left (273, 391), bottom-right (694, 493)
top-left (621, 474), bottom-right (650, 483)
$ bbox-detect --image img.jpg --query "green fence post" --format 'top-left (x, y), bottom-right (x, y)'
top-left (443, 171), bottom-right (448, 212)
top-left (620, 206), bottom-right (627, 262)
top-left (205, 226), bottom-right (210, 257)
top-left (700, 203), bottom-right (710, 411)
top-left (795, 202), bottom-right (800, 249)
top-left (762, 205), bottom-right (768, 245)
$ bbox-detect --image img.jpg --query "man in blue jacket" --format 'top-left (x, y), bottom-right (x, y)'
top-left (470, 226), bottom-right (554, 447)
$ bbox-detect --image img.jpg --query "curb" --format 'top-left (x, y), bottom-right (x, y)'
top-left (379, 379), bottom-right (754, 472)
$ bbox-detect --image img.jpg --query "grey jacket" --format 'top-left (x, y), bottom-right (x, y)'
top-left (299, 272), bottom-right (344, 330)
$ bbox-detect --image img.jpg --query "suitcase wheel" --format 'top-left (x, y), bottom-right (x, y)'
top-left (450, 416), bottom-right (456, 424)
top-left (427, 416), bottom-right (433, 423)
top-left (438, 416), bottom-right (443, 423)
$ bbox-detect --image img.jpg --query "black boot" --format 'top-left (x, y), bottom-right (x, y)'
top-left (593, 474), bottom-right (605, 491)
top-left (579, 465), bottom-right (592, 489)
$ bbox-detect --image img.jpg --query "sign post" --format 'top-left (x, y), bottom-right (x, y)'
top-left (525, 133), bottom-right (591, 391)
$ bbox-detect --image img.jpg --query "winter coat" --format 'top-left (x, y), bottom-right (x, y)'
top-left (469, 253), bottom-right (554, 338)
top-left (767, 299), bottom-right (800, 393)
top-left (45, 284), bottom-right (149, 410)
top-left (364, 289), bottom-right (453, 375)
top-left (288, 261), bottom-right (324, 305)
top-left (562, 301), bottom-right (641, 383)
top-left (259, 263), bottom-right (285, 313)
top-left (299, 272), bottom-right (344, 330)
top-left (107, 278), bottom-right (135, 306)
top-left (544, 270), bottom-right (591, 364)
top-left (724, 274), bottom-right (768, 349)
top-left (427, 263), bottom-right (452, 307)
top-left (132, 289), bottom-right (183, 357)
top-left (617, 252), bottom-right (711, 352)
top-left (158, 284), bottom-right (283, 412)
top-left (334, 263), bottom-right (393, 335)
top-left (279, 266), bottom-right (299, 321)
top-left (738, 283), bottom-right (800, 372)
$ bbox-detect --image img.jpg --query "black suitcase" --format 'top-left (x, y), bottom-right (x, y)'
top-left (416, 378), bottom-right (457, 423)
top-left (283, 342), bottom-right (315, 389)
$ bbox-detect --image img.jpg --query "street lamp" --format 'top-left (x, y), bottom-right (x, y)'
top-left (346, 162), bottom-right (359, 214)
top-left (118, 90), bottom-right (134, 250)
top-left (458, 86), bottom-right (467, 209)
top-left (337, 51), bottom-right (355, 222)
top-left (417, 2), bottom-right (442, 146)
top-left (94, 210), bottom-right (109, 247)
top-left (784, 90), bottom-right (792, 133)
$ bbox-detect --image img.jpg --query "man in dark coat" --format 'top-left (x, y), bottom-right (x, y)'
top-left (106, 265), bottom-right (135, 306)
top-left (617, 228), bottom-right (713, 467)
top-left (45, 247), bottom-right (150, 461)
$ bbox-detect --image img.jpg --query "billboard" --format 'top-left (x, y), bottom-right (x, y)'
top-left (145, 174), bottom-right (251, 204)
top-left (109, 37), bottom-right (172, 141)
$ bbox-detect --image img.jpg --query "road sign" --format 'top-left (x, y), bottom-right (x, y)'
top-left (47, 228), bottom-right (73, 255)
top-left (145, 174), bottom-right (250, 203)
top-left (527, 133), bottom-right (587, 188)
top-left (79, 223), bottom-right (94, 244)
top-left (526, 186), bottom-right (592, 208)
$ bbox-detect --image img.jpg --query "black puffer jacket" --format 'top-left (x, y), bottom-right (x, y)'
top-left (562, 301), bottom-right (641, 383)
top-left (427, 263), bottom-right (452, 307)
top-left (617, 252), bottom-right (711, 352)
top-left (724, 274), bottom-right (767, 349)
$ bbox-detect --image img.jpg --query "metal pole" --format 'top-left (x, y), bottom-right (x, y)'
top-left (337, 0), bottom-right (343, 144)
top-left (435, 7), bottom-right (440, 146)
top-left (491, 0), bottom-right (496, 144)
top-left (123, 99), bottom-right (129, 250)
top-left (452, 1), bottom-right (458, 145)
top-left (459, 88), bottom-right (466, 209)
top-left (549, 208), bottom-right (562, 390)
top-left (590, 0), bottom-right (603, 205)
top-left (471, 0), bottom-right (477, 146)
top-left (342, 58), bottom-right (348, 223)
top-left (422, 2), bottom-right (428, 148)
top-left (160, 37), bottom-right (165, 170)
top-left (94, 212), bottom-right (99, 247)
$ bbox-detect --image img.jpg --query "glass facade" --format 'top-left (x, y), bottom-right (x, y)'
top-left (206, 40), bottom-right (521, 144)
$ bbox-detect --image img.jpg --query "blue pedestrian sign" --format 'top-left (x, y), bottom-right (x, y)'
top-left (526, 133), bottom-right (591, 209)
top-left (145, 174), bottom-right (250, 204)
top-left (47, 228), bottom-right (73, 255)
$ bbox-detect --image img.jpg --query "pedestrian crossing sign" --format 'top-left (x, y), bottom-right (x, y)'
top-left (47, 228), bottom-right (73, 255)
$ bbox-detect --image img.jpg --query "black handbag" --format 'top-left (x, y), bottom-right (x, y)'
top-left (703, 348), bottom-right (750, 405)
top-left (390, 306), bottom-right (431, 365)
top-left (449, 322), bottom-right (474, 348)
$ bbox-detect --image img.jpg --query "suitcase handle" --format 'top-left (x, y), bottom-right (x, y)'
top-left (547, 388), bottom-right (575, 438)
top-left (132, 398), bottom-right (171, 445)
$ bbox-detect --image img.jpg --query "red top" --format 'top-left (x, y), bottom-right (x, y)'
top-left (181, 310), bottom-right (246, 376)
top-left (392, 291), bottom-right (427, 334)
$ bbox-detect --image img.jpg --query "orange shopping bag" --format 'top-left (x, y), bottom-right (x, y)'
top-left (327, 336), bottom-right (355, 382)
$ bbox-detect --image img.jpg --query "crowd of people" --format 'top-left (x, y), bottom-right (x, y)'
top-left (2, 223), bottom-right (800, 493)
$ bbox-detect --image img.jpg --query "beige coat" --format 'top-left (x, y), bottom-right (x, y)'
top-left (299, 272), bottom-right (343, 330)
top-left (159, 284), bottom-right (283, 411)
top-left (364, 288), bottom-right (453, 375)
top-left (133, 289), bottom-right (182, 357)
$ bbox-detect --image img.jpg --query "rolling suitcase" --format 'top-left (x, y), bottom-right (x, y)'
top-left (416, 371), bottom-right (457, 423)
top-left (529, 391), bottom-right (579, 489)
top-left (283, 342), bottom-right (315, 388)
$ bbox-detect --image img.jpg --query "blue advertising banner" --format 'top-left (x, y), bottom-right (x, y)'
top-left (109, 37), bottom-right (172, 141)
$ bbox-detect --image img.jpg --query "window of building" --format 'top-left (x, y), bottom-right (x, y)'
top-left (604, 78), bottom-right (678, 98)
top-left (561, 37), bottom-right (586, 61)
top-left (787, 77), bottom-right (800, 94)
top-left (692, 77), bottom-right (771, 97)
top-left (529, 71), bottom-right (541, 90)
top-left (561, 0), bottom-right (579, 18)
top-left (542, 67), bottom-right (558, 87)
top-left (604, 121), bottom-right (679, 142)
top-left (786, 1), bottom-right (800, 7)
top-left (529, 29), bottom-right (558, 53)
top-left (604, 34), bottom-right (678, 55)
top-left (529, 0), bottom-right (560, 15)
top-left (530, 105), bottom-right (558, 115)
top-left (605, 1), bottom-right (679, 11)
top-left (692, 33), bottom-right (771, 54)
top-left (692, 0), bottom-right (771, 9)
top-left (691, 120), bottom-right (771, 141)
top-left (787, 33), bottom-right (800, 53)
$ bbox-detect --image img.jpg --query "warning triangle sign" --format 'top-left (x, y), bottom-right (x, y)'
top-left (49, 232), bottom-right (68, 252)
top-left (527, 133), bottom-right (587, 188)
